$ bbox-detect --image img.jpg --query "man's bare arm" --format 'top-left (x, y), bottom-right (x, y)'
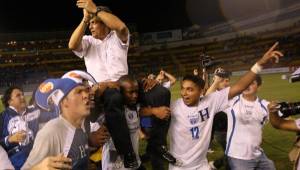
top-left (76, 0), bottom-right (129, 43)
top-left (228, 42), bottom-right (283, 99)
top-left (268, 101), bottom-right (299, 131)
top-left (68, 9), bottom-right (91, 51)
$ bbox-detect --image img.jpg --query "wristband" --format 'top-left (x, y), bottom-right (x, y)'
top-left (95, 6), bottom-right (103, 16)
top-left (251, 63), bottom-right (262, 74)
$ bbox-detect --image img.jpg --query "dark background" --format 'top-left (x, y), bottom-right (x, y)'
top-left (0, 0), bottom-right (298, 33)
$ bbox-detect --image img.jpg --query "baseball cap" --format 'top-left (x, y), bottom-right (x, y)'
top-left (35, 70), bottom-right (96, 113)
top-left (35, 78), bottom-right (80, 112)
top-left (214, 68), bottom-right (231, 78)
top-left (62, 70), bottom-right (97, 85)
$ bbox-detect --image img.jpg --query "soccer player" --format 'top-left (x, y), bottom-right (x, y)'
top-left (225, 75), bottom-right (275, 170)
top-left (206, 68), bottom-right (231, 169)
top-left (102, 75), bottom-right (142, 170)
top-left (168, 42), bottom-right (283, 170)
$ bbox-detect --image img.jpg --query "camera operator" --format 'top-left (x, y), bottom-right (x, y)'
top-left (268, 101), bottom-right (300, 169)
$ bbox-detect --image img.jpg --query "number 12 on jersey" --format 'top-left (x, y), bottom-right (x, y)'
top-left (190, 126), bottom-right (199, 139)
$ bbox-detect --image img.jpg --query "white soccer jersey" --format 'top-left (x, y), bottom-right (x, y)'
top-left (225, 95), bottom-right (269, 160)
top-left (102, 106), bottom-right (141, 170)
top-left (169, 87), bottom-right (230, 170)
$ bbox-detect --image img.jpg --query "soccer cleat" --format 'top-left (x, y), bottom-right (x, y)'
top-left (159, 145), bottom-right (182, 166)
top-left (123, 152), bottom-right (138, 168)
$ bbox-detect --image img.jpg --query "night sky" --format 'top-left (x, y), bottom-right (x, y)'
top-left (0, 0), bottom-right (299, 33)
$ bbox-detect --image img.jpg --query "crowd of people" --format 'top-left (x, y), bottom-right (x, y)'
top-left (0, 0), bottom-right (299, 170)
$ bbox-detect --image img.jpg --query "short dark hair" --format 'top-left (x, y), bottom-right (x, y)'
top-left (118, 75), bottom-right (138, 97)
top-left (255, 75), bottom-right (262, 86)
top-left (1, 86), bottom-right (23, 108)
top-left (182, 75), bottom-right (205, 89)
top-left (118, 75), bottom-right (138, 85)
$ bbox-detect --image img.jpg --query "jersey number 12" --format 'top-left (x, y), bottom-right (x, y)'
top-left (190, 127), bottom-right (199, 139)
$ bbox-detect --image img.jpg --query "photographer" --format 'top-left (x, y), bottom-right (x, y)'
top-left (268, 101), bottom-right (300, 169)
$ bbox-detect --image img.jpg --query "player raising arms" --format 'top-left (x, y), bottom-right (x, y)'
top-left (168, 42), bottom-right (283, 170)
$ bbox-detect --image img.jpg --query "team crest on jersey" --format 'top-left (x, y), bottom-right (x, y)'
top-left (128, 112), bottom-right (134, 120)
top-left (39, 82), bottom-right (54, 93)
top-left (188, 113), bottom-right (200, 125)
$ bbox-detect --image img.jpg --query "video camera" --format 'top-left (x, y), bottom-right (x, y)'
top-left (278, 68), bottom-right (300, 117)
top-left (290, 74), bottom-right (300, 83)
top-left (279, 102), bottom-right (300, 118)
top-left (201, 54), bottom-right (215, 69)
top-left (289, 67), bottom-right (300, 83)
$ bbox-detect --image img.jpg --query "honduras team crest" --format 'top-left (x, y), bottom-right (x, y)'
top-left (188, 113), bottom-right (200, 125)
top-left (128, 112), bottom-right (134, 120)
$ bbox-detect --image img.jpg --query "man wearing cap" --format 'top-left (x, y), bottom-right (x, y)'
top-left (206, 68), bottom-right (231, 169)
top-left (22, 77), bottom-right (93, 170)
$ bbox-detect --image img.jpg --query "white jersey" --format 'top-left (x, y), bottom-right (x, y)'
top-left (102, 106), bottom-right (141, 170)
top-left (169, 87), bottom-right (230, 170)
top-left (225, 95), bottom-right (269, 160)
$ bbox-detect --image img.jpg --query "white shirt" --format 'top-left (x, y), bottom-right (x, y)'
top-left (225, 95), bottom-right (269, 160)
top-left (0, 146), bottom-right (14, 170)
top-left (102, 106), bottom-right (141, 170)
top-left (162, 81), bottom-right (171, 89)
top-left (73, 31), bottom-right (129, 82)
top-left (169, 87), bottom-right (230, 170)
top-left (298, 157), bottom-right (300, 170)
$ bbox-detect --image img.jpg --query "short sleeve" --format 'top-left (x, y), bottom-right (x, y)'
top-left (112, 31), bottom-right (130, 49)
top-left (72, 36), bottom-right (92, 58)
top-left (211, 87), bottom-right (230, 114)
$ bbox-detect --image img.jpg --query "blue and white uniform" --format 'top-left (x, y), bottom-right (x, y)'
top-left (102, 106), bottom-right (141, 170)
top-left (225, 95), bottom-right (269, 159)
top-left (169, 88), bottom-right (230, 170)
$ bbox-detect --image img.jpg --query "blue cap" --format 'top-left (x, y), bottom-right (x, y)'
top-left (35, 78), bottom-right (80, 112)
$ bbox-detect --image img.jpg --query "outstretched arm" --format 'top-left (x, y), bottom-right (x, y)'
top-left (228, 42), bottom-right (283, 99)
top-left (76, 0), bottom-right (129, 43)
